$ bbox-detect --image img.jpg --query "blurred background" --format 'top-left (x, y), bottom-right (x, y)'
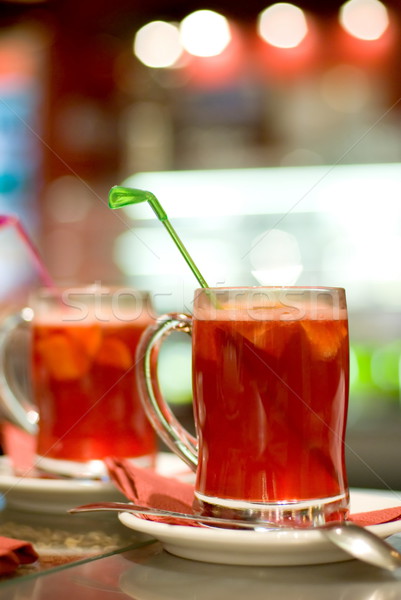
top-left (0, 0), bottom-right (401, 488)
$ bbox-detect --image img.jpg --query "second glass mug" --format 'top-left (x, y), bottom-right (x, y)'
top-left (137, 286), bottom-right (350, 526)
top-left (0, 285), bottom-right (158, 477)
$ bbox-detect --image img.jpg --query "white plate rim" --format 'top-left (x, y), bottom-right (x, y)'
top-left (0, 452), bottom-right (192, 512)
top-left (0, 473), bottom-right (116, 493)
top-left (0, 452), bottom-right (191, 494)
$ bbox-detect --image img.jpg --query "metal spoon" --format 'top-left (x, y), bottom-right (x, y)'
top-left (69, 502), bottom-right (269, 530)
top-left (317, 521), bottom-right (401, 571)
top-left (69, 501), bottom-right (401, 570)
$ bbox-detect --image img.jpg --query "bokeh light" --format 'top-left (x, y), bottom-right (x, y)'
top-left (44, 176), bottom-right (92, 223)
top-left (249, 229), bottom-right (303, 286)
top-left (320, 64), bottom-right (371, 113)
top-left (182, 22), bottom-right (245, 88)
top-left (180, 10), bottom-right (231, 57)
top-left (257, 3), bottom-right (308, 49)
top-left (339, 0), bottom-right (389, 41)
top-left (133, 21), bottom-right (183, 68)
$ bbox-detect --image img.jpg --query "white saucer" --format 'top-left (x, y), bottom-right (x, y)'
top-left (119, 488), bottom-right (401, 566)
top-left (0, 453), bottom-right (192, 514)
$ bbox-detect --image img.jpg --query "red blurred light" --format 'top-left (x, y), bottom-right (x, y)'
top-left (183, 22), bottom-right (247, 89)
top-left (253, 15), bottom-right (321, 81)
top-left (331, 14), bottom-right (396, 69)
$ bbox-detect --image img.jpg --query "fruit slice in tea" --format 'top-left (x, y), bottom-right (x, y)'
top-left (36, 332), bottom-right (91, 380)
top-left (67, 324), bottom-right (102, 358)
top-left (301, 320), bottom-right (348, 360)
top-left (95, 337), bottom-right (132, 369)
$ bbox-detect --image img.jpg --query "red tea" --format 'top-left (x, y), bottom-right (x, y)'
top-left (192, 304), bottom-right (349, 506)
top-left (32, 316), bottom-right (157, 464)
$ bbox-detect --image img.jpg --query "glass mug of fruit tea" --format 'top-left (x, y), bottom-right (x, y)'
top-left (0, 285), bottom-right (157, 477)
top-left (136, 286), bottom-right (350, 526)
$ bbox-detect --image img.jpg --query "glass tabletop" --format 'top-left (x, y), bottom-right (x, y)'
top-left (0, 450), bottom-right (192, 587)
top-left (3, 535), bottom-right (401, 600)
top-left (0, 495), bottom-right (151, 586)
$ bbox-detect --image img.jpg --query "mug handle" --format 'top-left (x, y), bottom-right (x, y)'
top-left (136, 313), bottom-right (198, 472)
top-left (0, 310), bottom-right (38, 435)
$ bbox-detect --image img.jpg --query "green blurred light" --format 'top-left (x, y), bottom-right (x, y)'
top-left (371, 342), bottom-right (401, 393)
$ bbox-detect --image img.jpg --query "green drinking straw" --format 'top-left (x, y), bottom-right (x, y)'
top-left (109, 186), bottom-right (210, 289)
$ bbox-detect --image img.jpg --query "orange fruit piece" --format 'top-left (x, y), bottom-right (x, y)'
top-left (37, 333), bottom-right (90, 380)
top-left (66, 325), bottom-right (102, 358)
top-left (95, 337), bottom-right (132, 370)
top-left (301, 320), bottom-right (348, 360)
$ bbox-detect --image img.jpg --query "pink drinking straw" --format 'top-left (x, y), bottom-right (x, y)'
top-left (0, 215), bottom-right (54, 288)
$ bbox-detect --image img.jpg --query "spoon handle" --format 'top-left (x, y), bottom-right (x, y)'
top-left (69, 502), bottom-right (276, 530)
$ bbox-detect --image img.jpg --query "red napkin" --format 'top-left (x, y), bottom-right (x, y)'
top-left (0, 536), bottom-right (38, 575)
top-left (351, 507), bottom-right (401, 527)
top-left (1, 423), bottom-right (35, 474)
top-left (105, 457), bottom-right (195, 524)
top-left (105, 457), bottom-right (401, 528)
